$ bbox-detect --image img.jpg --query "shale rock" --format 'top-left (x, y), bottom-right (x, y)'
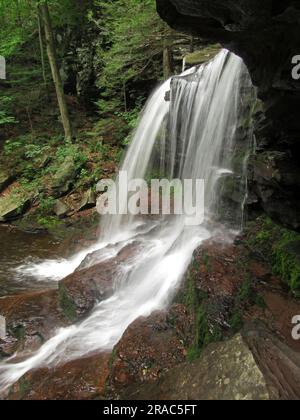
top-left (121, 333), bottom-right (270, 400)
top-left (108, 306), bottom-right (192, 396)
top-left (8, 352), bottom-right (110, 400)
top-left (0, 289), bottom-right (67, 358)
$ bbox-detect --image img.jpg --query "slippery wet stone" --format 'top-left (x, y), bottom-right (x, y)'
top-left (120, 334), bottom-right (270, 400)
top-left (8, 352), bottom-right (110, 400)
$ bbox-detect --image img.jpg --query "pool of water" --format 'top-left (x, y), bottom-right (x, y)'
top-left (0, 226), bottom-right (64, 296)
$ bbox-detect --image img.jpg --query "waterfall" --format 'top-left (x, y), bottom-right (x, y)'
top-left (0, 50), bottom-right (255, 392)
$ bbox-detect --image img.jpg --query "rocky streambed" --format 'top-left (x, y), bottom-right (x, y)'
top-left (0, 216), bottom-right (299, 400)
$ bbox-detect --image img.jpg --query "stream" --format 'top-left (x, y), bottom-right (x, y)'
top-left (0, 226), bottom-right (63, 296)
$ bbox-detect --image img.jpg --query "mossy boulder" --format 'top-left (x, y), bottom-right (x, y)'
top-left (0, 191), bottom-right (33, 222)
top-left (51, 156), bottom-right (77, 198)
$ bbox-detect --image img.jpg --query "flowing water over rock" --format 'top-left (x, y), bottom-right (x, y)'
top-left (0, 50), bottom-right (256, 392)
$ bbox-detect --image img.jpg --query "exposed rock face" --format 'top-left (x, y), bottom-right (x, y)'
top-left (0, 289), bottom-right (67, 358)
top-left (242, 322), bottom-right (300, 400)
top-left (8, 353), bottom-right (110, 400)
top-left (121, 334), bottom-right (270, 400)
top-left (0, 191), bottom-right (34, 222)
top-left (108, 306), bottom-right (192, 398)
top-left (157, 0), bottom-right (300, 229)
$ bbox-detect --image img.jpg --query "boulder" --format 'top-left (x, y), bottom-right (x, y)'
top-left (0, 192), bottom-right (33, 222)
top-left (51, 156), bottom-right (77, 198)
top-left (54, 199), bottom-right (70, 219)
top-left (61, 242), bottom-right (141, 319)
top-left (243, 322), bottom-right (300, 400)
top-left (77, 189), bottom-right (96, 212)
top-left (121, 334), bottom-right (270, 400)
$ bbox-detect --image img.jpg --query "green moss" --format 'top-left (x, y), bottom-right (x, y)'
top-left (18, 378), bottom-right (30, 400)
top-left (58, 285), bottom-right (77, 323)
top-left (187, 304), bottom-right (223, 361)
top-left (229, 311), bottom-right (243, 333)
top-left (184, 45), bottom-right (221, 65)
top-left (229, 275), bottom-right (264, 332)
top-left (247, 217), bottom-right (300, 297)
top-left (108, 348), bottom-right (118, 371)
top-left (37, 216), bottom-right (62, 230)
top-left (12, 325), bottom-right (26, 341)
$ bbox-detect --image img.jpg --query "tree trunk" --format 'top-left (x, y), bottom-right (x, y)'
top-left (37, 8), bottom-right (47, 92)
top-left (39, 1), bottom-right (73, 140)
top-left (163, 39), bottom-right (173, 80)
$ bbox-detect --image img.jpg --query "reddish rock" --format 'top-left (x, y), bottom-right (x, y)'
top-left (9, 352), bottom-right (110, 400)
top-left (121, 333), bottom-right (270, 401)
top-left (62, 242), bottom-right (142, 319)
top-left (243, 322), bottom-right (300, 400)
top-left (0, 289), bottom-right (67, 358)
top-left (190, 242), bottom-right (244, 298)
top-left (108, 305), bottom-right (192, 397)
top-left (245, 290), bottom-right (300, 352)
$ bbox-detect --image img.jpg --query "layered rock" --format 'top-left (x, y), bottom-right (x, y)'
top-left (121, 333), bottom-right (270, 400)
top-left (8, 353), bottom-right (110, 400)
top-left (157, 0), bottom-right (300, 229)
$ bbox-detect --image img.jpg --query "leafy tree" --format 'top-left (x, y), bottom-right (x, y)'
top-left (91, 0), bottom-right (179, 114)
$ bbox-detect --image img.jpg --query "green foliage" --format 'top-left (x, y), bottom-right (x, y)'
top-left (24, 144), bottom-right (51, 159)
top-left (183, 266), bottom-right (222, 361)
top-left (38, 196), bottom-right (56, 215)
top-left (0, 96), bottom-right (17, 125)
top-left (92, 0), bottom-right (171, 115)
top-left (248, 217), bottom-right (300, 297)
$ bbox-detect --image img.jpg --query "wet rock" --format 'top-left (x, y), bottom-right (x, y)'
top-left (0, 290), bottom-right (67, 358)
top-left (242, 322), bottom-right (300, 400)
top-left (108, 306), bottom-right (191, 396)
top-left (121, 334), bottom-right (270, 400)
top-left (76, 241), bottom-right (141, 271)
top-left (54, 199), bottom-right (70, 219)
top-left (60, 243), bottom-right (141, 320)
top-left (59, 263), bottom-right (114, 321)
top-left (8, 352), bottom-right (110, 400)
top-left (77, 189), bottom-right (96, 212)
top-left (51, 156), bottom-right (77, 198)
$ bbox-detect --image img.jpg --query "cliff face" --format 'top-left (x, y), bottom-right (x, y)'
top-left (157, 0), bottom-right (300, 229)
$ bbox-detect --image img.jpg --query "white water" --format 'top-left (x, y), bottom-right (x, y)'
top-left (0, 50), bottom-right (255, 392)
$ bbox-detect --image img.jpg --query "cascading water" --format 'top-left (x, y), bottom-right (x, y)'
top-left (0, 50), bottom-right (256, 392)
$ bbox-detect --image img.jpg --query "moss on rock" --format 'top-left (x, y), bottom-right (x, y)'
top-left (58, 284), bottom-right (77, 323)
top-left (246, 217), bottom-right (300, 297)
